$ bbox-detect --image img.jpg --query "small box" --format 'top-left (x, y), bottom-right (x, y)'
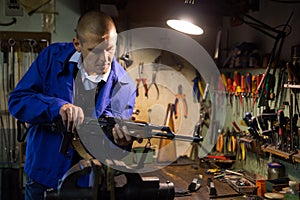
top-left (227, 177), bottom-right (256, 194)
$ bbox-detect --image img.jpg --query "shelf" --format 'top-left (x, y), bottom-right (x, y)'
top-left (283, 84), bottom-right (300, 89)
top-left (219, 67), bottom-right (266, 75)
top-left (261, 145), bottom-right (295, 159)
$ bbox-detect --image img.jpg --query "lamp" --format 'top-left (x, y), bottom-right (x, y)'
top-left (166, 19), bottom-right (203, 35)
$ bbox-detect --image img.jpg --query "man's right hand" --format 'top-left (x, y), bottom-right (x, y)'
top-left (59, 103), bottom-right (84, 133)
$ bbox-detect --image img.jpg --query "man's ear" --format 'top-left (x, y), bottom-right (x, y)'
top-left (73, 37), bottom-right (81, 52)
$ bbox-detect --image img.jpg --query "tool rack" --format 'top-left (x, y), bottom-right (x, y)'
top-left (0, 31), bottom-right (51, 190)
top-left (0, 31), bottom-right (50, 51)
top-left (260, 83), bottom-right (300, 162)
top-left (284, 83), bottom-right (300, 163)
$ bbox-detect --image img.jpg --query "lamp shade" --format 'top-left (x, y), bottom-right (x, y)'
top-left (166, 19), bottom-right (204, 35)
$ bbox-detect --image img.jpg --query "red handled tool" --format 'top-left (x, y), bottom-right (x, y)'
top-left (136, 62), bottom-right (148, 98)
top-left (227, 77), bottom-right (234, 107)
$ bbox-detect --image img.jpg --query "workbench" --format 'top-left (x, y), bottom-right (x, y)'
top-left (141, 156), bottom-right (260, 200)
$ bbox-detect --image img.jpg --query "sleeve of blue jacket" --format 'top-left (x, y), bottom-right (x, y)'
top-left (8, 44), bottom-right (71, 124)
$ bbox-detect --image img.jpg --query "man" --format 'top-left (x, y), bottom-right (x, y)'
top-left (8, 11), bottom-right (137, 199)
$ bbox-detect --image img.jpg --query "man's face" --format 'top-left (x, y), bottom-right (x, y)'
top-left (74, 29), bottom-right (117, 75)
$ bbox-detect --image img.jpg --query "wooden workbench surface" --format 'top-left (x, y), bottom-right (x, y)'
top-left (140, 156), bottom-right (258, 200)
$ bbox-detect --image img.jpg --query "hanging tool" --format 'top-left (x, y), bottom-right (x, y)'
top-left (218, 75), bottom-right (225, 106)
top-left (192, 71), bottom-right (205, 103)
top-left (246, 73), bottom-right (252, 113)
top-left (0, 40), bottom-right (9, 163)
top-left (240, 74), bottom-right (246, 117)
top-left (233, 71), bottom-right (241, 118)
top-left (216, 130), bottom-right (224, 153)
top-left (252, 74), bottom-right (264, 113)
top-left (240, 13), bottom-right (294, 109)
top-left (120, 52), bottom-right (133, 68)
top-left (237, 141), bottom-right (246, 161)
top-left (136, 62), bottom-right (148, 98)
top-left (291, 114), bottom-right (298, 152)
top-left (119, 20), bottom-right (133, 68)
top-left (3, 44), bottom-right (12, 165)
top-left (277, 109), bottom-right (285, 150)
top-left (136, 78), bottom-right (148, 97)
top-left (227, 77), bottom-right (234, 108)
top-left (232, 121), bottom-right (242, 133)
top-left (8, 38), bottom-right (17, 162)
top-left (147, 63), bottom-right (160, 100)
top-left (8, 38), bottom-right (15, 92)
top-left (17, 45), bottom-right (22, 82)
top-left (190, 84), bottom-right (210, 162)
top-left (243, 115), bottom-right (261, 140)
top-left (228, 128), bottom-right (237, 154)
top-left (28, 39), bottom-right (37, 65)
top-left (174, 84), bottom-right (188, 119)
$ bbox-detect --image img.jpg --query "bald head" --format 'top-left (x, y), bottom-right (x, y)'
top-left (75, 11), bottom-right (116, 42)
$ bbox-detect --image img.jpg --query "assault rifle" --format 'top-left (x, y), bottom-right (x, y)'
top-left (52, 116), bottom-right (203, 158)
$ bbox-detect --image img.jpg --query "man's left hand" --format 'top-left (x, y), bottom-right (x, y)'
top-left (112, 123), bottom-right (142, 146)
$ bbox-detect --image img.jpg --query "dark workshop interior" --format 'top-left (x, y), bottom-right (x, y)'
top-left (1, 0), bottom-right (300, 199)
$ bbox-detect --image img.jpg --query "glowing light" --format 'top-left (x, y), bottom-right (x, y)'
top-left (166, 19), bottom-right (204, 35)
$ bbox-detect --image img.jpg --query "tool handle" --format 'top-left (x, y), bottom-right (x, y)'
top-left (246, 73), bottom-right (252, 93)
top-left (241, 75), bottom-right (245, 93)
top-left (227, 78), bottom-right (233, 93)
top-left (233, 71), bottom-right (240, 91)
top-left (232, 121), bottom-right (242, 132)
top-left (251, 75), bottom-right (257, 95)
top-left (277, 110), bottom-right (284, 136)
top-left (256, 74), bottom-right (264, 90)
top-left (221, 73), bottom-right (227, 88)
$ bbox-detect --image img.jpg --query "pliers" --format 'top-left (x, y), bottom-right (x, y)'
top-left (147, 64), bottom-right (160, 99)
top-left (136, 78), bottom-right (148, 97)
top-left (174, 84), bottom-right (188, 119)
top-left (136, 62), bottom-right (148, 97)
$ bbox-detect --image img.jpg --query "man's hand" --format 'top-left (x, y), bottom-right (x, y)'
top-left (112, 123), bottom-right (143, 146)
top-left (59, 103), bottom-right (84, 133)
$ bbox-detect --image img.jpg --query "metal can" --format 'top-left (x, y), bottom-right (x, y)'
top-left (267, 162), bottom-right (285, 180)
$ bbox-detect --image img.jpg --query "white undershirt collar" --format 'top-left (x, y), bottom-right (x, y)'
top-left (69, 51), bottom-right (111, 90)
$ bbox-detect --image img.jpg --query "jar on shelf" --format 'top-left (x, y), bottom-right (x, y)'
top-left (267, 162), bottom-right (285, 180)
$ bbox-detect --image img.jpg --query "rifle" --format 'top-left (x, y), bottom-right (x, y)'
top-left (51, 116), bottom-right (203, 158)
top-left (97, 116), bottom-right (203, 143)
